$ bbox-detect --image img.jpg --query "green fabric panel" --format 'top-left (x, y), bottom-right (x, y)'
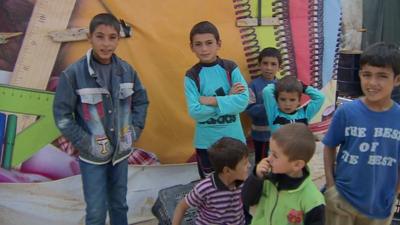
top-left (362, 0), bottom-right (400, 48)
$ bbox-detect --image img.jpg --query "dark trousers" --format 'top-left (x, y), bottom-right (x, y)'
top-left (253, 140), bottom-right (270, 165)
top-left (195, 148), bottom-right (213, 179)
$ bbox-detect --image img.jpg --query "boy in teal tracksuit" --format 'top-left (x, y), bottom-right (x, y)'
top-left (184, 21), bottom-right (249, 178)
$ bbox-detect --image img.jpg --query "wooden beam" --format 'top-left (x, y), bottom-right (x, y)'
top-left (236, 17), bottom-right (279, 27)
top-left (48, 24), bottom-right (133, 43)
top-left (10, 0), bottom-right (76, 132)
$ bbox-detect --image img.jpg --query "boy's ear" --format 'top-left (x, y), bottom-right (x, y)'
top-left (292, 160), bottom-right (306, 172)
top-left (222, 166), bottom-right (230, 174)
top-left (394, 75), bottom-right (400, 87)
top-left (189, 42), bottom-right (194, 51)
top-left (217, 40), bottom-right (222, 48)
top-left (87, 33), bottom-right (93, 44)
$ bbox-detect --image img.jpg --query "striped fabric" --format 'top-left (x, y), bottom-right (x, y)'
top-left (127, 148), bottom-right (159, 165)
top-left (185, 173), bottom-right (245, 225)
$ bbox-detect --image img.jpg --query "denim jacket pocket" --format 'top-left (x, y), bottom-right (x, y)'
top-left (119, 83), bottom-right (134, 99)
top-left (118, 83), bottom-right (134, 115)
top-left (90, 135), bottom-right (113, 160)
top-left (80, 94), bottom-right (103, 104)
top-left (119, 125), bottom-right (134, 152)
top-left (79, 93), bottom-right (104, 121)
top-left (117, 83), bottom-right (134, 153)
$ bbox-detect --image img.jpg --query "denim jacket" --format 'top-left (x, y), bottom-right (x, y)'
top-left (53, 49), bottom-right (149, 165)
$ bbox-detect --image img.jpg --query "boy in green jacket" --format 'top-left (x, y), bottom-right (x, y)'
top-left (242, 123), bottom-right (325, 225)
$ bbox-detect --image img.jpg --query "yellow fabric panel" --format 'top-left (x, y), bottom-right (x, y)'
top-left (250, 0), bottom-right (280, 77)
top-left (251, 0), bottom-right (277, 49)
top-left (63, 0), bottom-right (250, 163)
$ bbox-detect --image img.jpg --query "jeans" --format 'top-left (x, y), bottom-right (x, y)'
top-left (79, 159), bottom-right (129, 225)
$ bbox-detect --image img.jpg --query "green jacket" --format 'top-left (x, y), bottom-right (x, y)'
top-left (248, 168), bottom-right (325, 225)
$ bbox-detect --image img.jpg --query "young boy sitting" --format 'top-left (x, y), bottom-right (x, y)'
top-left (323, 42), bottom-right (400, 225)
top-left (242, 123), bottom-right (325, 225)
top-left (172, 137), bottom-right (250, 225)
top-left (263, 75), bottom-right (325, 133)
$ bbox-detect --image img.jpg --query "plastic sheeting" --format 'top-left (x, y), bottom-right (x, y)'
top-left (362, 0), bottom-right (400, 49)
top-left (0, 163), bottom-right (198, 225)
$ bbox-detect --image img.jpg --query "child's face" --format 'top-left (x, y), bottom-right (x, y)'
top-left (190, 33), bottom-right (221, 63)
top-left (277, 91), bottom-right (301, 114)
top-left (228, 156), bottom-right (250, 181)
top-left (359, 64), bottom-right (400, 106)
top-left (259, 56), bottom-right (280, 80)
top-left (88, 24), bottom-right (119, 64)
top-left (267, 139), bottom-right (299, 175)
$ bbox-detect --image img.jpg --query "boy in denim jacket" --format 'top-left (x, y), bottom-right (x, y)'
top-left (53, 13), bottom-right (149, 225)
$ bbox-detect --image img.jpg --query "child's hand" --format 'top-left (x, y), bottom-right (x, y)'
top-left (256, 158), bottom-right (272, 179)
top-left (299, 80), bottom-right (308, 93)
top-left (199, 96), bottom-right (217, 106)
top-left (248, 89), bottom-right (256, 104)
top-left (229, 82), bottom-right (245, 95)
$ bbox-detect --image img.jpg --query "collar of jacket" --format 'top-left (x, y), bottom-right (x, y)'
top-left (85, 49), bottom-right (125, 77)
top-left (266, 166), bottom-right (312, 193)
top-left (211, 172), bottom-right (243, 191)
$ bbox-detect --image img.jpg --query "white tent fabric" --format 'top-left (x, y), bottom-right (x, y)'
top-left (0, 163), bottom-right (198, 225)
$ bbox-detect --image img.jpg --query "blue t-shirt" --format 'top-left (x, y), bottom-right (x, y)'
top-left (322, 99), bottom-right (400, 218)
top-left (184, 58), bottom-right (249, 149)
top-left (245, 76), bottom-right (275, 141)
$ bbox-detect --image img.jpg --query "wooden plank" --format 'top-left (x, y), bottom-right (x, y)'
top-left (48, 24), bottom-right (133, 43)
top-left (236, 17), bottom-right (279, 27)
top-left (10, 0), bottom-right (76, 132)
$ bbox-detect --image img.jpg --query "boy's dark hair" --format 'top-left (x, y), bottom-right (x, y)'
top-left (190, 21), bottom-right (220, 44)
top-left (258, 47), bottom-right (282, 65)
top-left (271, 123), bottom-right (315, 163)
top-left (208, 137), bottom-right (248, 174)
top-left (360, 42), bottom-right (400, 76)
top-left (275, 75), bottom-right (303, 98)
top-left (89, 13), bottom-right (120, 34)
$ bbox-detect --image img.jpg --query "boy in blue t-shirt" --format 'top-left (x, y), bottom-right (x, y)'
top-left (323, 42), bottom-right (400, 225)
top-left (245, 47), bottom-right (280, 165)
top-left (184, 21), bottom-right (249, 178)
